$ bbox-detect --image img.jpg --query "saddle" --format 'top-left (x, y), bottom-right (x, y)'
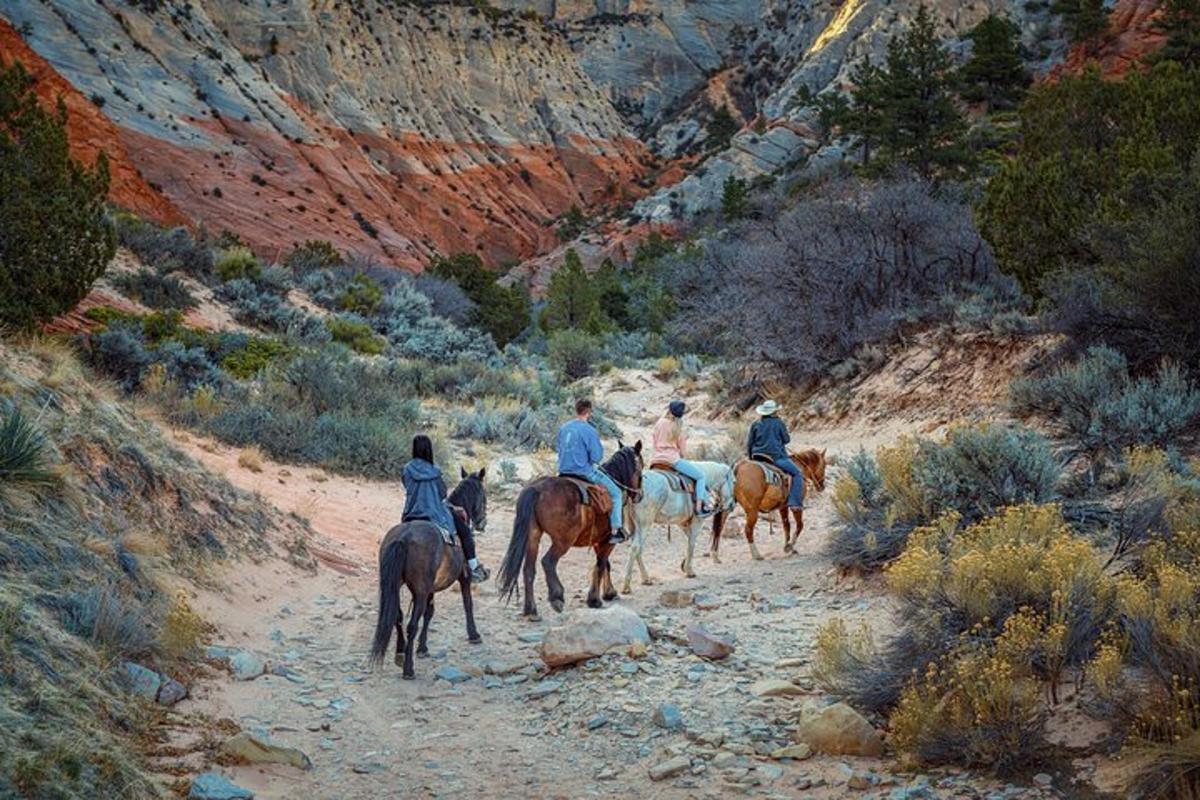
top-left (561, 476), bottom-right (614, 516)
top-left (649, 461), bottom-right (696, 496)
top-left (740, 457), bottom-right (788, 488)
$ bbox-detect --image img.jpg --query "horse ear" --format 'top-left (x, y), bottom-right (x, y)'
top-left (822, 448), bottom-right (827, 458)
top-left (477, 467), bottom-right (486, 480)
top-left (634, 440), bottom-right (642, 453)
top-left (460, 466), bottom-right (468, 479)
top-left (618, 439), bottom-right (625, 450)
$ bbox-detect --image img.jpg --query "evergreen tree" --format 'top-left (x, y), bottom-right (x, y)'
top-left (1, 63), bottom-right (115, 331)
top-left (814, 90), bottom-right (851, 143)
top-left (707, 106), bottom-right (739, 149)
top-left (721, 175), bottom-right (750, 220)
top-left (1052, 0), bottom-right (1109, 46)
top-left (541, 249), bottom-right (606, 334)
top-left (593, 258), bottom-right (631, 329)
top-left (959, 14), bottom-right (1031, 112)
top-left (429, 252), bottom-right (530, 346)
top-left (844, 56), bottom-right (888, 166)
top-left (1154, 0), bottom-right (1200, 68)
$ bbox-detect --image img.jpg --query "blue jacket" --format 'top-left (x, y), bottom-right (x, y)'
top-left (401, 459), bottom-right (455, 531)
top-left (557, 419), bottom-right (603, 477)
top-left (747, 416), bottom-right (791, 462)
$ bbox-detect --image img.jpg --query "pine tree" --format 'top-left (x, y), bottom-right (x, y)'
top-left (721, 175), bottom-right (750, 220)
top-left (959, 14), bottom-right (1031, 112)
top-left (0, 63), bottom-right (115, 331)
top-left (593, 258), bottom-right (631, 329)
top-left (1154, 0), bottom-right (1200, 68)
top-left (541, 249), bottom-right (606, 333)
top-left (429, 252), bottom-right (530, 346)
top-left (1052, 0), bottom-right (1109, 46)
top-left (845, 56), bottom-right (888, 166)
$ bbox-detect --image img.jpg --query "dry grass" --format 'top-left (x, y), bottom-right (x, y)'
top-left (237, 446), bottom-right (265, 473)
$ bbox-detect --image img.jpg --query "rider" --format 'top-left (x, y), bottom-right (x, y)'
top-left (746, 400), bottom-right (804, 512)
top-left (556, 398), bottom-right (629, 544)
top-left (401, 434), bottom-right (489, 582)
top-left (652, 400), bottom-right (713, 517)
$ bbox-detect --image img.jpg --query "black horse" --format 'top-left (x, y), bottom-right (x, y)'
top-left (370, 468), bottom-right (487, 679)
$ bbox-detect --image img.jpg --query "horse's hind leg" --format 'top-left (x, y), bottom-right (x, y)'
top-left (680, 519), bottom-right (698, 578)
top-left (790, 508), bottom-right (804, 551)
top-left (393, 606), bottom-right (406, 668)
top-left (417, 596), bottom-right (434, 656)
top-left (459, 574), bottom-right (482, 643)
top-left (710, 510), bottom-right (726, 564)
top-left (541, 539), bottom-right (570, 613)
top-left (522, 527), bottom-right (542, 621)
top-left (745, 509), bottom-right (764, 561)
top-left (402, 594), bottom-right (426, 679)
top-left (601, 546), bottom-right (618, 602)
top-left (621, 527), bottom-right (640, 595)
top-left (587, 544), bottom-right (605, 608)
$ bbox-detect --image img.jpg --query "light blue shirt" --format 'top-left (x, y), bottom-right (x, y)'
top-left (557, 419), bottom-right (603, 477)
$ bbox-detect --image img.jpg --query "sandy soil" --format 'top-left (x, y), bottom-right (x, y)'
top-left (164, 366), bottom-right (1078, 800)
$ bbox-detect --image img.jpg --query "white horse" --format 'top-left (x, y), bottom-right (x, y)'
top-left (621, 461), bottom-right (735, 593)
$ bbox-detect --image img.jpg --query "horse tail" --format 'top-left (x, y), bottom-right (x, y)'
top-left (720, 464), bottom-right (735, 511)
top-left (498, 485), bottom-right (537, 604)
top-left (369, 537), bottom-right (406, 666)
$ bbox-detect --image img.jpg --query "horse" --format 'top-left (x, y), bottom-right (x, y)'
top-left (621, 461), bottom-right (735, 593)
top-left (717, 449), bottom-right (827, 561)
top-left (369, 467), bottom-right (487, 679)
top-left (497, 442), bottom-right (644, 620)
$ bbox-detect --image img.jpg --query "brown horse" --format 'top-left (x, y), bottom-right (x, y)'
top-left (497, 442), bottom-right (643, 620)
top-left (716, 449), bottom-right (827, 561)
top-left (369, 469), bottom-right (487, 679)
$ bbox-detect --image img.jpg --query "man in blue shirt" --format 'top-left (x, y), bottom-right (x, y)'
top-left (557, 398), bottom-right (628, 544)
top-left (746, 400), bottom-right (804, 510)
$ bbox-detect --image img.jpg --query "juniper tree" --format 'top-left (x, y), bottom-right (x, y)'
top-left (959, 14), bottom-right (1030, 112)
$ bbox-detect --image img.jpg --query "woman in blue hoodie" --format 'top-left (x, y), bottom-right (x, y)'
top-left (401, 435), bottom-right (489, 583)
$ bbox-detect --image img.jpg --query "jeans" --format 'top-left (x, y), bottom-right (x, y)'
top-left (774, 457), bottom-right (805, 509)
top-left (586, 466), bottom-right (624, 530)
top-left (672, 459), bottom-right (708, 507)
top-left (450, 506), bottom-right (477, 562)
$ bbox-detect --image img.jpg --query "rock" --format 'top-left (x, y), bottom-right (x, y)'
top-left (483, 659), bottom-right (525, 676)
top-left (686, 624), bottom-right (735, 660)
top-left (230, 651), bottom-right (266, 681)
top-left (653, 703), bottom-right (684, 731)
top-left (1033, 773), bottom-right (1053, 788)
top-left (769, 743), bottom-right (812, 761)
top-left (587, 713), bottom-right (610, 730)
top-left (539, 606), bottom-right (650, 668)
top-left (270, 664), bottom-right (306, 684)
top-left (220, 731), bottom-right (313, 771)
top-left (434, 666), bottom-right (471, 684)
top-left (692, 593), bottom-right (722, 610)
top-left (648, 755), bottom-right (692, 781)
top-left (122, 662), bottom-right (161, 700)
top-left (516, 630), bottom-right (546, 644)
top-left (847, 771), bottom-right (875, 790)
top-left (749, 679), bottom-right (803, 698)
top-left (482, 675), bottom-right (503, 689)
top-left (157, 676), bottom-right (188, 706)
top-left (189, 773), bottom-right (254, 800)
top-left (792, 702), bottom-right (884, 757)
top-left (525, 679), bottom-right (564, 700)
top-left (659, 590), bottom-right (694, 608)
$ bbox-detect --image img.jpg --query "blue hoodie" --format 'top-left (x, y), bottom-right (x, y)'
top-left (401, 459), bottom-right (455, 532)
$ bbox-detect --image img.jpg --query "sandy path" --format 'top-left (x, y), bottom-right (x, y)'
top-left (173, 371), bottom-right (1057, 800)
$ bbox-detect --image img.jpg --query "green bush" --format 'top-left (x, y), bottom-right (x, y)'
top-left (335, 273), bottom-right (384, 315)
top-left (110, 268), bottom-right (197, 310)
top-left (0, 63), bottom-right (115, 330)
top-left (285, 239), bottom-right (343, 273)
top-left (326, 316), bottom-right (386, 355)
top-left (214, 246), bottom-right (262, 282)
top-left (0, 406), bottom-right (60, 493)
top-left (429, 252), bottom-right (530, 347)
top-left (547, 329), bottom-right (601, 381)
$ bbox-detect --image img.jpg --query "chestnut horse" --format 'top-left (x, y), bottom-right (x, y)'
top-left (498, 442), bottom-right (644, 620)
top-left (717, 449), bottom-right (827, 561)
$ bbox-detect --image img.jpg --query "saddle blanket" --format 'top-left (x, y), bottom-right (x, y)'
top-left (741, 458), bottom-right (786, 487)
top-left (649, 464), bottom-right (696, 495)
top-left (561, 476), bottom-right (614, 516)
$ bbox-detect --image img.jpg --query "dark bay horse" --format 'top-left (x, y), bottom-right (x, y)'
top-left (497, 442), bottom-right (644, 620)
top-left (369, 468), bottom-right (487, 679)
top-left (719, 449), bottom-right (827, 561)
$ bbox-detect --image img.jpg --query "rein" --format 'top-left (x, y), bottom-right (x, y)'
top-left (600, 454), bottom-right (643, 503)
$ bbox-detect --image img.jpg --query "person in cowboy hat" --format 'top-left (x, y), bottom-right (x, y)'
top-left (652, 400), bottom-right (714, 517)
top-left (746, 400), bottom-right (804, 512)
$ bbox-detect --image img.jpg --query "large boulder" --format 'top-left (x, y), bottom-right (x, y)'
top-left (539, 605), bottom-right (650, 668)
top-left (221, 730), bottom-right (312, 771)
top-left (792, 702), bottom-right (884, 756)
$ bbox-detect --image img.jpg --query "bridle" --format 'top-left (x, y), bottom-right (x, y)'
top-left (601, 453), bottom-right (644, 504)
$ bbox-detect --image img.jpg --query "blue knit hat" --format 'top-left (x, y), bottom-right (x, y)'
top-left (669, 400), bottom-right (686, 418)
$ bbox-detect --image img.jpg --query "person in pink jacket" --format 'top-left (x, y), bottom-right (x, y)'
top-left (651, 400), bottom-right (713, 517)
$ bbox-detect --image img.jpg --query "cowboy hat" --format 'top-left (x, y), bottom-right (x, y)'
top-left (755, 399), bottom-right (780, 416)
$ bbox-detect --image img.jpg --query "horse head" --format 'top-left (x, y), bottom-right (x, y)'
top-left (793, 448), bottom-right (827, 493)
top-left (610, 440), bottom-right (645, 499)
top-left (451, 466), bottom-right (488, 532)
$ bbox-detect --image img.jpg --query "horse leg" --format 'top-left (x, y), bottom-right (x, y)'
top-left (601, 550), bottom-right (618, 602)
top-left (393, 604), bottom-right (406, 668)
top-left (745, 509), bottom-right (764, 561)
top-left (621, 523), bottom-right (642, 595)
top-left (637, 546), bottom-right (652, 586)
top-left (460, 574), bottom-right (482, 643)
top-left (522, 527), bottom-right (542, 621)
top-left (402, 594), bottom-right (427, 679)
top-left (587, 544), bottom-right (607, 608)
top-left (541, 539), bottom-right (570, 614)
top-left (782, 506), bottom-right (794, 554)
top-left (417, 596), bottom-right (434, 656)
top-left (790, 507), bottom-right (804, 551)
top-left (710, 510), bottom-right (726, 564)
top-left (681, 518), bottom-right (698, 578)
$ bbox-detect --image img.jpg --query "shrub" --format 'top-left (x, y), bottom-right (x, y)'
top-left (214, 246), bottom-right (262, 282)
top-left (414, 273), bottom-right (475, 326)
top-left (0, 406), bottom-right (60, 492)
top-left (326, 316), bottom-right (386, 355)
top-left (374, 282), bottom-right (497, 362)
top-left (62, 585), bottom-right (157, 658)
top-left (429, 252), bottom-right (530, 347)
top-left (0, 63), bottom-right (116, 330)
top-left (85, 324), bottom-right (152, 391)
top-left (216, 278), bottom-right (307, 332)
top-left (655, 356), bottom-right (681, 379)
top-left (237, 446), bottom-right (265, 473)
top-left (335, 273), bottom-right (383, 315)
top-left (110, 268), bottom-right (197, 310)
top-left (115, 217), bottom-right (213, 278)
top-left (1012, 347), bottom-right (1200, 474)
top-left (218, 336), bottom-right (292, 379)
top-left (547, 329), bottom-right (601, 381)
top-left (159, 591), bottom-right (209, 661)
top-left (284, 239), bottom-right (343, 274)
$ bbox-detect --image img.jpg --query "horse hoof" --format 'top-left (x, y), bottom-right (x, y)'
top-left (640, 578), bottom-right (655, 587)
top-left (394, 655), bottom-right (403, 668)
top-left (621, 586), bottom-right (632, 595)
top-left (550, 599), bottom-right (565, 613)
top-left (712, 555), bottom-right (722, 564)
top-left (417, 649), bottom-right (429, 658)
top-left (468, 635), bottom-right (483, 644)
top-left (525, 612), bottom-right (541, 622)
top-left (603, 593), bottom-right (618, 602)
top-left (587, 598), bottom-right (603, 609)
top-left (402, 672), bottom-right (415, 681)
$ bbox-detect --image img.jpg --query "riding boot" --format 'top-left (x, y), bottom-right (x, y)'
top-left (608, 526), bottom-right (629, 544)
top-left (454, 513), bottom-right (490, 582)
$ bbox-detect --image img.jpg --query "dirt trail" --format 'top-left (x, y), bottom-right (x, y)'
top-left (174, 369), bottom-right (1059, 800)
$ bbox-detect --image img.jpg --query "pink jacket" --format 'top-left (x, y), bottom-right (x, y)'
top-left (652, 417), bottom-right (687, 464)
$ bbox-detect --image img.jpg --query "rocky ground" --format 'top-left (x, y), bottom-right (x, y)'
top-left (165, 367), bottom-right (1082, 800)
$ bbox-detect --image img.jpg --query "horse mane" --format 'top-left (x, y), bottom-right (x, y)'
top-left (791, 448), bottom-right (823, 468)
top-left (449, 472), bottom-right (482, 508)
top-left (602, 446), bottom-right (641, 486)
